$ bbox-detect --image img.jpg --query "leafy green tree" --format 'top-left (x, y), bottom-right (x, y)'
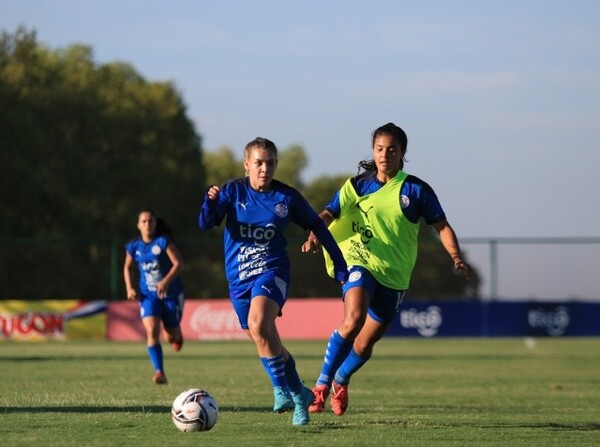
top-left (276, 144), bottom-right (307, 189)
top-left (0, 27), bottom-right (479, 300)
top-left (411, 224), bottom-right (480, 299)
top-left (303, 174), bottom-right (349, 212)
top-left (0, 27), bottom-right (205, 299)
top-left (203, 146), bottom-right (243, 187)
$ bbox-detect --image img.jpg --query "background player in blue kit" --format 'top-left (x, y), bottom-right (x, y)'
top-left (123, 209), bottom-right (185, 385)
top-left (198, 137), bottom-right (348, 426)
top-left (302, 122), bottom-right (473, 415)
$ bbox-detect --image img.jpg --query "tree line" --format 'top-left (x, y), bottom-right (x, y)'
top-left (0, 27), bottom-right (480, 300)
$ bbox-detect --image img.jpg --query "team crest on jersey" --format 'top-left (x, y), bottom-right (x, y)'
top-left (274, 202), bottom-right (288, 218)
top-left (349, 271), bottom-right (362, 282)
top-left (151, 245), bottom-right (161, 255)
top-left (400, 195), bottom-right (410, 209)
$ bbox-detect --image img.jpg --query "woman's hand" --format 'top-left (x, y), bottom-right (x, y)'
top-left (453, 257), bottom-right (473, 280)
top-left (301, 232), bottom-right (321, 253)
top-left (207, 185), bottom-right (221, 200)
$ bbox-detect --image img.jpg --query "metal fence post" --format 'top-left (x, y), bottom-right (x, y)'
top-left (110, 238), bottom-right (118, 301)
top-left (490, 239), bottom-right (498, 300)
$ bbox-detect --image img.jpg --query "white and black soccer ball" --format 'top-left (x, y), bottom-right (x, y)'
top-left (171, 388), bottom-right (218, 432)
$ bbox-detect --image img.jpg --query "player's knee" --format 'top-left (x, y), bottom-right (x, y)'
top-left (247, 320), bottom-right (265, 340)
top-left (353, 339), bottom-right (375, 357)
top-left (340, 314), bottom-right (366, 338)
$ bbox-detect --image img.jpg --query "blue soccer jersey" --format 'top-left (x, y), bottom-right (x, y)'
top-left (326, 171), bottom-right (447, 225)
top-left (199, 178), bottom-right (321, 299)
top-left (125, 235), bottom-right (183, 299)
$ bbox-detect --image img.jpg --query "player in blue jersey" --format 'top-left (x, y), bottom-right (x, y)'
top-left (123, 209), bottom-right (185, 385)
top-left (198, 137), bottom-right (349, 426)
top-left (302, 123), bottom-right (473, 415)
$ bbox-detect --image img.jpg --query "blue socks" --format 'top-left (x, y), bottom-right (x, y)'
top-left (260, 354), bottom-right (287, 388)
top-left (334, 348), bottom-right (371, 385)
top-left (147, 344), bottom-right (163, 372)
top-left (316, 330), bottom-right (353, 386)
top-left (284, 354), bottom-right (303, 395)
top-left (261, 353), bottom-right (305, 395)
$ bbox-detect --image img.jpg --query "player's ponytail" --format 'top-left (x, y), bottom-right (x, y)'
top-left (155, 217), bottom-right (175, 242)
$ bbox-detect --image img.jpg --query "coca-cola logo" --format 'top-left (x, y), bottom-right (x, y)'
top-left (189, 304), bottom-right (245, 340)
top-left (0, 312), bottom-right (65, 339)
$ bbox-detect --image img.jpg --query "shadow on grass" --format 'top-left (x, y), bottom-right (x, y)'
top-left (369, 414), bottom-right (600, 432)
top-left (484, 421), bottom-right (600, 432)
top-left (0, 405), bottom-right (273, 414)
top-left (1, 353), bottom-right (259, 362)
top-left (293, 353), bottom-right (548, 362)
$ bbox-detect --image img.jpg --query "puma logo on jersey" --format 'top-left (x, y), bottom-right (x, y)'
top-left (356, 203), bottom-right (374, 221)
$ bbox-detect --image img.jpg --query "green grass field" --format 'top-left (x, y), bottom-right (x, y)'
top-left (1, 338), bottom-right (599, 446)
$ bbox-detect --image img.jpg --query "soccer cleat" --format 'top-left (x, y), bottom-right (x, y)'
top-left (273, 386), bottom-right (294, 413)
top-left (151, 371), bottom-right (168, 385)
top-left (172, 336), bottom-right (184, 352)
top-left (291, 387), bottom-right (312, 426)
top-left (330, 381), bottom-right (348, 416)
top-left (308, 384), bottom-right (329, 413)
top-left (302, 386), bottom-right (314, 410)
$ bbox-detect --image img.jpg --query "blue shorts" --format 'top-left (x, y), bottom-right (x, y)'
top-left (139, 292), bottom-right (184, 329)
top-left (230, 271), bottom-right (289, 330)
top-left (342, 265), bottom-right (406, 324)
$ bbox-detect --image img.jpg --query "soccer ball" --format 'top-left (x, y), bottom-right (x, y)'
top-left (171, 388), bottom-right (219, 432)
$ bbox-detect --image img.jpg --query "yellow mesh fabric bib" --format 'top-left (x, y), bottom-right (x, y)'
top-left (324, 170), bottom-right (419, 290)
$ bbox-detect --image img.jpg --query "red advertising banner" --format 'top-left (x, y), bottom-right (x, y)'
top-left (183, 300), bottom-right (247, 340)
top-left (107, 298), bottom-right (343, 341)
top-left (106, 301), bottom-right (145, 341)
top-left (278, 299), bottom-right (343, 339)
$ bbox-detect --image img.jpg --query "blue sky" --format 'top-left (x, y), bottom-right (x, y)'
top-left (3, 0), bottom-right (599, 299)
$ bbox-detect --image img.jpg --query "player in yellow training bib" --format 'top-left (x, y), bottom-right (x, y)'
top-left (302, 122), bottom-right (473, 416)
